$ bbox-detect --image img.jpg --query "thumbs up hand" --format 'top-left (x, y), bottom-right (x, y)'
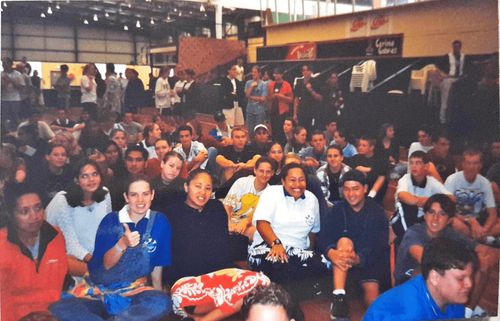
top-left (122, 223), bottom-right (140, 248)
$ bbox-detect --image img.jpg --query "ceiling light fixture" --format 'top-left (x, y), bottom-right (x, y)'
top-left (124, 25), bottom-right (128, 30)
top-left (47, 6), bottom-right (53, 14)
top-left (3, 2), bottom-right (7, 8)
top-left (128, 3), bottom-right (131, 8)
top-left (56, 4), bottom-right (60, 9)
top-left (93, 14), bottom-right (98, 21)
top-left (105, 12), bottom-right (109, 17)
top-left (84, 19), bottom-right (89, 24)
top-left (200, 4), bottom-right (205, 12)
top-left (189, 11), bottom-right (193, 15)
top-left (150, 18), bottom-right (154, 25)
top-left (173, 7), bottom-right (177, 12)
top-left (136, 20), bottom-right (141, 28)
top-left (41, 12), bottom-right (46, 18)
top-left (178, 11), bottom-right (182, 16)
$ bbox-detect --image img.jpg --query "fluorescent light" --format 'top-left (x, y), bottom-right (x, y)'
top-left (84, 19), bottom-right (89, 24)
top-left (93, 14), bottom-right (98, 21)
top-left (136, 20), bottom-right (141, 28)
top-left (124, 25), bottom-right (128, 30)
top-left (41, 12), bottom-right (46, 18)
top-left (105, 12), bottom-right (109, 17)
top-left (150, 18), bottom-right (154, 25)
top-left (47, 6), bottom-right (53, 14)
top-left (55, 4), bottom-right (60, 9)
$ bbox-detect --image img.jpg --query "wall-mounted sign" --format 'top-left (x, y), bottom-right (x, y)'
top-left (286, 43), bottom-right (317, 60)
top-left (257, 34), bottom-right (403, 61)
top-left (347, 14), bottom-right (392, 37)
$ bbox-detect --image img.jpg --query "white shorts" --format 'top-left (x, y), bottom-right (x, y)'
top-left (222, 106), bottom-right (244, 127)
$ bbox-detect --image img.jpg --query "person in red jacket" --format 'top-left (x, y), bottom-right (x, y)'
top-left (0, 187), bottom-right (68, 321)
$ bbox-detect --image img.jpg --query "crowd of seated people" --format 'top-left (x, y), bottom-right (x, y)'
top-left (1, 55), bottom-right (499, 321)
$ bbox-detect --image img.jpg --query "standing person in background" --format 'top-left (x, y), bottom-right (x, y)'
top-left (124, 68), bottom-right (145, 114)
top-left (16, 63), bottom-right (33, 120)
top-left (235, 57), bottom-right (245, 82)
top-left (2, 57), bottom-right (25, 128)
top-left (245, 66), bottom-right (268, 136)
top-left (94, 66), bottom-right (106, 117)
top-left (80, 63), bottom-right (97, 120)
top-left (155, 66), bottom-right (172, 116)
top-left (177, 69), bottom-right (200, 120)
top-left (30, 70), bottom-right (42, 108)
top-left (54, 64), bottom-right (72, 110)
top-left (268, 68), bottom-right (293, 145)
top-left (293, 65), bottom-right (323, 133)
top-left (323, 72), bottom-right (345, 119)
top-left (104, 63), bottom-right (122, 115)
top-left (220, 65), bottom-right (245, 127)
top-left (439, 40), bottom-right (467, 124)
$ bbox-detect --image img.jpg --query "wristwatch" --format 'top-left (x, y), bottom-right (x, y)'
top-left (271, 239), bottom-right (282, 247)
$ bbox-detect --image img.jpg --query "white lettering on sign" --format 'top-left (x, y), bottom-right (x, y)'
top-left (375, 38), bottom-right (398, 55)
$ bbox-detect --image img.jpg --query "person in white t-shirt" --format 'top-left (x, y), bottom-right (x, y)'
top-left (80, 63), bottom-right (98, 119)
top-left (445, 149), bottom-right (500, 241)
top-left (224, 157), bottom-right (276, 267)
top-left (249, 163), bottom-right (327, 292)
top-left (407, 125), bottom-right (434, 158)
top-left (392, 151), bottom-right (454, 244)
top-left (155, 66), bottom-right (171, 115)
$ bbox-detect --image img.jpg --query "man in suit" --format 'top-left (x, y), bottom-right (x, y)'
top-left (220, 65), bottom-right (245, 127)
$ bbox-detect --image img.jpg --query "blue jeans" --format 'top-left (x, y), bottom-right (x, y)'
top-left (50, 290), bottom-right (171, 321)
top-left (246, 111), bottom-right (267, 136)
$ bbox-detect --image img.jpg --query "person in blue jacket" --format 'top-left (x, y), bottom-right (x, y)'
top-left (363, 236), bottom-right (478, 321)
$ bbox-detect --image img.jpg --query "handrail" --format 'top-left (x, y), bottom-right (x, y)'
top-left (368, 59), bottom-right (421, 92)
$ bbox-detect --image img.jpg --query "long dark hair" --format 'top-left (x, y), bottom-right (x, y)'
top-left (65, 160), bottom-right (108, 207)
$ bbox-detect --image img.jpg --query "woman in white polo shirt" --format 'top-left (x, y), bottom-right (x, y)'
top-left (248, 163), bottom-right (328, 298)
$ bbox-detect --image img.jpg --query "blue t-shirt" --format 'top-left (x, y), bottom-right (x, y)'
top-left (244, 80), bottom-right (268, 114)
top-left (89, 210), bottom-right (172, 274)
top-left (363, 275), bottom-right (464, 321)
top-left (395, 223), bottom-right (477, 284)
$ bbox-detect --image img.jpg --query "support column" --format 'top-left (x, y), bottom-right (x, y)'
top-left (73, 25), bottom-right (79, 62)
top-left (215, 3), bottom-right (223, 39)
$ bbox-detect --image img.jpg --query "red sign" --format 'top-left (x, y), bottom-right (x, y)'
top-left (371, 15), bottom-right (389, 30)
top-left (286, 43), bottom-right (317, 60)
top-left (351, 17), bottom-right (368, 32)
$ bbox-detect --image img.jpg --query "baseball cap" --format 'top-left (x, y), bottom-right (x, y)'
top-left (254, 124), bottom-right (269, 133)
top-left (340, 170), bottom-right (367, 186)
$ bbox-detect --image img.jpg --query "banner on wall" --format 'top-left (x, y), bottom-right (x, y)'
top-left (286, 43), bottom-right (317, 60)
top-left (257, 34), bottom-right (403, 61)
top-left (347, 14), bottom-right (392, 37)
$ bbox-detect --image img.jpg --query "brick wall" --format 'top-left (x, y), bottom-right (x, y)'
top-left (177, 37), bottom-right (246, 78)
